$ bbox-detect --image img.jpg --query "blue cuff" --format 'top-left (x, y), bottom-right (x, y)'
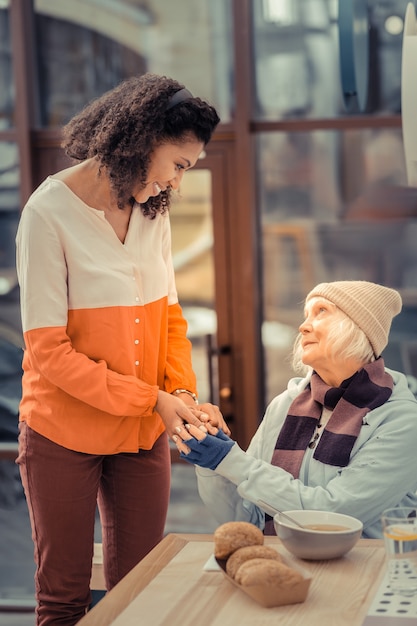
top-left (180, 429), bottom-right (235, 470)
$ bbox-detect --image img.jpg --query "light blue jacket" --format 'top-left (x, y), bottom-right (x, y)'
top-left (196, 368), bottom-right (417, 538)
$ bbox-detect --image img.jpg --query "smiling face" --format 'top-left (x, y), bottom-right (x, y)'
top-left (133, 138), bottom-right (204, 204)
top-left (299, 297), bottom-right (364, 386)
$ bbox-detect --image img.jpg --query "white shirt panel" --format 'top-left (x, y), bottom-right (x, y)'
top-left (16, 177), bottom-right (178, 332)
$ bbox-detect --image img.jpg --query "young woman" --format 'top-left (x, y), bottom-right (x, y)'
top-left (16, 73), bottom-right (226, 625)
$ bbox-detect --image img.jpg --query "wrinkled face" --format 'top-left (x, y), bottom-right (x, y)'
top-left (133, 138), bottom-right (204, 204)
top-left (298, 296), bottom-right (346, 370)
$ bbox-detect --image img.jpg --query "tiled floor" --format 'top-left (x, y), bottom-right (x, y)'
top-left (0, 459), bottom-right (217, 625)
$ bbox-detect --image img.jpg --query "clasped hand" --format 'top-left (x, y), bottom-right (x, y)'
top-left (155, 390), bottom-right (230, 441)
top-left (173, 423), bottom-right (235, 470)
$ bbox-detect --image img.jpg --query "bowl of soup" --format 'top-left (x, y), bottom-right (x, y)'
top-left (274, 510), bottom-right (363, 560)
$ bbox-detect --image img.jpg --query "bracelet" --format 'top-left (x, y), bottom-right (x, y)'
top-left (172, 388), bottom-right (199, 405)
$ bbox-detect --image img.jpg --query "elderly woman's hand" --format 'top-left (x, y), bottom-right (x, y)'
top-left (173, 423), bottom-right (235, 469)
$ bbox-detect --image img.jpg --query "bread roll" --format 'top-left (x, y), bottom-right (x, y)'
top-left (235, 558), bottom-right (304, 588)
top-left (213, 521), bottom-right (264, 559)
top-left (225, 545), bottom-right (283, 579)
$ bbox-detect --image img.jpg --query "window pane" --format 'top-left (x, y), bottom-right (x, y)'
top-left (171, 168), bottom-right (216, 404)
top-left (34, 0), bottom-right (233, 126)
top-left (252, 0), bottom-right (406, 119)
top-left (259, 128), bottom-right (416, 401)
top-left (0, 141), bottom-right (19, 294)
top-left (0, 2), bottom-right (13, 129)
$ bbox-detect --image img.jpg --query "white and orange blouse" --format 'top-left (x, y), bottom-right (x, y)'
top-left (16, 177), bottom-right (197, 454)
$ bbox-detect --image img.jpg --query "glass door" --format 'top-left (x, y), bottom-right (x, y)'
top-left (171, 167), bottom-right (217, 404)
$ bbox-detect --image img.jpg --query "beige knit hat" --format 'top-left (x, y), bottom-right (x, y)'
top-left (306, 281), bottom-right (402, 357)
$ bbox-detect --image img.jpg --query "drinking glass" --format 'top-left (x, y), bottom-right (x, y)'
top-left (381, 507), bottom-right (417, 595)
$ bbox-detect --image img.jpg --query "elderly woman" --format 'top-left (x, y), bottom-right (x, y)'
top-left (174, 281), bottom-right (417, 538)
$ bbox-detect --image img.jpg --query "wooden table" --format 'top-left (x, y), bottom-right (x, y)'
top-left (78, 534), bottom-right (386, 626)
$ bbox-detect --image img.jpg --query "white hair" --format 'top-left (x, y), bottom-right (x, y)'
top-left (291, 302), bottom-right (375, 375)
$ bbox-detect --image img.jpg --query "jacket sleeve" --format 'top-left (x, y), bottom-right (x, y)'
top-left (195, 393), bottom-right (289, 528)
top-left (197, 382), bottom-right (417, 533)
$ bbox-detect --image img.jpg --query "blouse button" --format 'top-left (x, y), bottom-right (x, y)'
top-left (135, 360), bottom-right (140, 366)
top-left (134, 339), bottom-right (139, 345)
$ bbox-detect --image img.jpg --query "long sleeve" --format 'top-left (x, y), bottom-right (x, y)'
top-left (16, 177), bottom-right (194, 454)
top-left (197, 371), bottom-right (417, 538)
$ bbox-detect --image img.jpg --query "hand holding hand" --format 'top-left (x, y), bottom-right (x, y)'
top-left (192, 402), bottom-right (231, 436)
top-left (155, 390), bottom-right (208, 440)
top-left (173, 423), bottom-right (235, 470)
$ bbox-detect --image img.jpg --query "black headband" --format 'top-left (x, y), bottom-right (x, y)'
top-left (166, 88), bottom-right (193, 111)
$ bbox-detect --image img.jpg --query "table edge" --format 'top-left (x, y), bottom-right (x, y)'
top-left (77, 534), bottom-right (212, 626)
top-left (77, 535), bottom-right (383, 626)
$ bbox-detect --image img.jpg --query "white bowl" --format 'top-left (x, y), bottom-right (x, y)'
top-left (274, 510), bottom-right (363, 560)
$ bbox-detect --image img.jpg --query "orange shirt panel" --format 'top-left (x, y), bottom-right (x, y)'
top-left (20, 301), bottom-right (196, 454)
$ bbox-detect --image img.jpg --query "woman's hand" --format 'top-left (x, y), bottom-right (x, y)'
top-left (173, 423), bottom-right (235, 470)
top-left (195, 402), bottom-right (231, 436)
top-left (155, 390), bottom-right (208, 440)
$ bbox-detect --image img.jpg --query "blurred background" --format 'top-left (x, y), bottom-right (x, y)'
top-left (1, 0), bottom-right (417, 618)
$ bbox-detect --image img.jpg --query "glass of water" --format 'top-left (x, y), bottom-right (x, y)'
top-left (381, 507), bottom-right (417, 596)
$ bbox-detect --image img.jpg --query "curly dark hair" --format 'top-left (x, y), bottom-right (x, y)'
top-left (61, 73), bottom-right (220, 217)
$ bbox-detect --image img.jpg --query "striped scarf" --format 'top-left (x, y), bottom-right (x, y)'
top-left (264, 358), bottom-right (393, 535)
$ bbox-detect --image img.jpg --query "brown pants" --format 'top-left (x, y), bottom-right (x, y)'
top-left (17, 422), bottom-right (171, 626)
